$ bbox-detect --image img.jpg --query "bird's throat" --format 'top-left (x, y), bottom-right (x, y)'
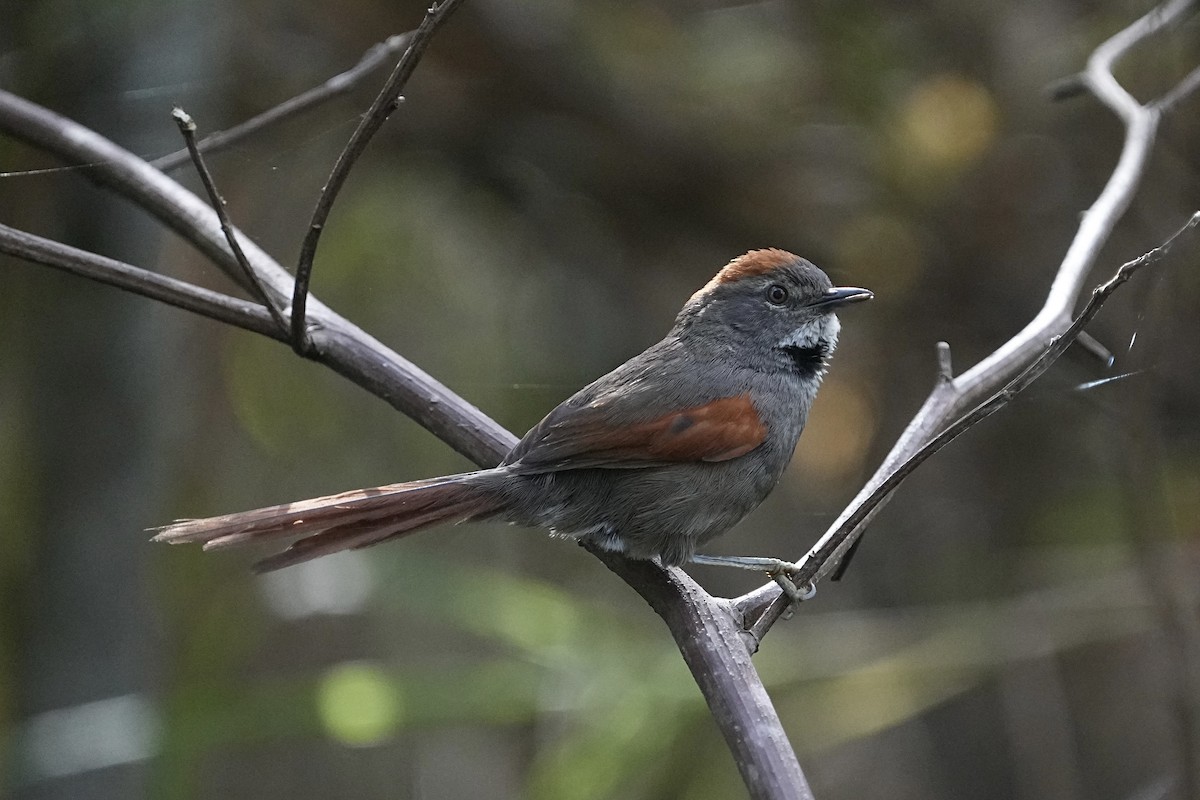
top-left (780, 343), bottom-right (829, 375)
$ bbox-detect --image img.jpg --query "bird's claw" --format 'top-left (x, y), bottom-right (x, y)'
top-left (766, 560), bottom-right (816, 604)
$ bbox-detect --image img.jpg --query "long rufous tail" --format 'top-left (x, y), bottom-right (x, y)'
top-left (152, 471), bottom-right (504, 572)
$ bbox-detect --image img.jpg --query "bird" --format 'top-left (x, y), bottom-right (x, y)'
top-left (154, 249), bottom-right (871, 593)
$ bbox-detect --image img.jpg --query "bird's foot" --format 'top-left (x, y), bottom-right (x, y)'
top-left (689, 554), bottom-right (816, 604)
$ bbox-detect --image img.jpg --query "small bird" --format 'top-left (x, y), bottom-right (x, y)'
top-left (155, 250), bottom-right (871, 592)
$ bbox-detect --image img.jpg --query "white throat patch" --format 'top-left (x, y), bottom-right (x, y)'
top-left (778, 314), bottom-right (840, 351)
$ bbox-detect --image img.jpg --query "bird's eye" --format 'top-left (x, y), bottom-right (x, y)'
top-left (766, 284), bottom-right (789, 305)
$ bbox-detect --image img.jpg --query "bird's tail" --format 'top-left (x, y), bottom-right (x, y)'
top-left (152, 471), bottom-right (505, 572)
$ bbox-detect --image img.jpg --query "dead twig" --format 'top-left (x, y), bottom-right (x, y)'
top-left (172, 107), bottom-right (291, 336)
top-left (291, 0), bottom-right (466, 355)
top-left (151, 34), bottom-right (414, 172)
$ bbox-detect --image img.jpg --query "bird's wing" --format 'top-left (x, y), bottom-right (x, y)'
top-left (504, 391), bottom-right (767, 474)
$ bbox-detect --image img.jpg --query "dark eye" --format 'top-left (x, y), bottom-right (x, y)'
top-left (766, 284), bottom-right (789, 305)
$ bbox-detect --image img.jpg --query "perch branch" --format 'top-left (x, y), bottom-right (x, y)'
top-left (0, 19), bottom-right (808, 799)
top-left (738, 212), bottom-right (1199, 640)
top-left (735, 0), bottom-right (1200, 636)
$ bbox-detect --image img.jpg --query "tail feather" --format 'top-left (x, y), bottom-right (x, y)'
top-left (152, 471), bottom-right (505, 570)
top-left (251, 491), bottom-right (499, 573)
top-left (153, 474), bottom-right (466, 545)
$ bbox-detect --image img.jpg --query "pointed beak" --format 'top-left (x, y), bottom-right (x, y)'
top-left (810, 286), bottom-right (873, 309)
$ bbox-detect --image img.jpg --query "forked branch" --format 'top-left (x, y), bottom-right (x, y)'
top-left (0, 9), bottom-right (808, 799)
top-left (0, 46), bottom-right (808, 800)
top-left (735, 0), bottom-right (1200, 637)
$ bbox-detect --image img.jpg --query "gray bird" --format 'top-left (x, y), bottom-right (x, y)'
top-left (155, 249), bottom-right (871, 593)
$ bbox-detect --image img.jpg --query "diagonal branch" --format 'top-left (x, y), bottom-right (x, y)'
top-left (0, 24), bottom-right (808, 800)
top-left (1156, 63), bottom-right (1200, 112)
top-left (0, 222), bottom-right (282, 339)
top-left (6, 4), bottom-right (1188, 795)
top-left (736, 212), bottom-right (1199, 639)
top-left (735, 0), bottom-right (1200, 637)
top-left (151, 33), bottom-right (414, 173)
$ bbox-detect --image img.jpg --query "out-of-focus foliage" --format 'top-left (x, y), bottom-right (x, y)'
top-left (1, 1), bottom-right (1198, 798)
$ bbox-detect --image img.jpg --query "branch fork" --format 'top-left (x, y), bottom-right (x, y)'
top-left (731, 0), bottom-right (1200, 637)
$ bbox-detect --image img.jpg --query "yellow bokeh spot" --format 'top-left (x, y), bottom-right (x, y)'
top-left (316, 662), bottom-right (403, 746)
top-left (900, 74), bottom-right (998, 173)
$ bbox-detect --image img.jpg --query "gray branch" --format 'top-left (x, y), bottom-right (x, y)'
top-left (0, 27), bottom-right (809, 800)
top-left (171, 106), bottom-right (291, 335)
top-left (4, 3), bottom-right (1193, 795)
top-left (0, 223), bottom-right (281, 339)
top-left (150, 33), bottom-right (414, 173)
top-left (734, 0), bottom-right (1200, 638)
top-left (291, 0), bottom-right (466, 353)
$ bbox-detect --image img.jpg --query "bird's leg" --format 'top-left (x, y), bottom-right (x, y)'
top-left (689, 554), bottom-right (816, 602)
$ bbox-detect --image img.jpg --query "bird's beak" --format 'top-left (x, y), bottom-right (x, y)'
top-left (810, 286), bottom-right (873, 309)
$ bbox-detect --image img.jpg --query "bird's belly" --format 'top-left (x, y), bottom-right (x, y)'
top-left (504, 456), bottom-right (784, 566)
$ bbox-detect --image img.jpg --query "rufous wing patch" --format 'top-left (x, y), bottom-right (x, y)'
top-left (511, 393), bottom-right (767, 471)
top-left (623, 394), bottom-right (767, 461)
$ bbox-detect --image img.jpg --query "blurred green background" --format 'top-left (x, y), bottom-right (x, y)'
top-left (2, 1), bottom-right (1199, 798)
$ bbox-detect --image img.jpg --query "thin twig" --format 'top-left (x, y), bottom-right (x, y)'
top-left (0, 85), bottom-right (515, 465)
top-left (1157, 64), bottom-right (1200, 112)
top-left (151, 34), bottom-right (414, 173)
top-left (291, 0), bottom-right (465, 355)
top-left (0, 223), bottom-right (282, 339)
top-left (172, 107), bottom-right (291, 336)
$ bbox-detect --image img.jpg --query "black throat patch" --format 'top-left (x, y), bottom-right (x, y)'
top-left (780, 343), bottom-right (829, 375)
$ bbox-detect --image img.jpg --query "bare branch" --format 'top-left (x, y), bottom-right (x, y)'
top-left (0, 51), bottom-right (810, 800)
top-left (1074, 331), bottom-right (1116, 366)
top-left (1045, 73), bottom-right (1088, 102)
top-left (736, 0), bottom-right (1200, 634)
top-left (936, 341), bottom-right (954, 382)
top-left (1157, 64), bottom-right (1200, 112)
top-left (291, 0), bottom-right (465, 354)
top-left (171, 107), bottom-right (291, 336)
top-left (0, 223), bottom-right (282, 339)
top-left (0, 86), bottom-right (512, 465)
top-left (803, 214), bottom-right (1197, 594)
top-left (150, 34), bottom-right (414, 172)
top-left (587, 548), bottom-right (814, 799)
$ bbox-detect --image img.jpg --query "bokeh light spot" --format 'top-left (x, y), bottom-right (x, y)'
top-left (901, 74), bottom-right (998, 172)
top-left (316, 662), bottom-right (402, 747)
